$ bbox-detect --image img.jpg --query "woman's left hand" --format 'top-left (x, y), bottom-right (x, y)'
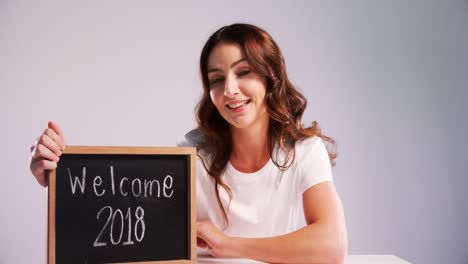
top-left (197, 220), bottom-right (237, 258)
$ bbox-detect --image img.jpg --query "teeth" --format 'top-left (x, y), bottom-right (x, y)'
top-left (228, 100), bottom-right (249, 109)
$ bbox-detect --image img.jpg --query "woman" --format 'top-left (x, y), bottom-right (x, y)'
top-left (30, 23), bottom-right (347, 263)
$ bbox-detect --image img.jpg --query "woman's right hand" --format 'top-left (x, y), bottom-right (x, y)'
top-left (30, 121), bottom-right (66, 187)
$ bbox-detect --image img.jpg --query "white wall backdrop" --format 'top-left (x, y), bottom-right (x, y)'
top-left (2, 1), bottom-right (468, 264)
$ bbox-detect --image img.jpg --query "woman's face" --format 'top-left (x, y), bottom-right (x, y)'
top-left (207, 43), bottom-right (269, 130)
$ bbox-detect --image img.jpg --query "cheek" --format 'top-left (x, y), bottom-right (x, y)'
top-left (243, 77), bottom-right (266, 97)
top-left (209, 89), bottom-right (223, 108)
top-left (250, 85), bottom-right (267, 104)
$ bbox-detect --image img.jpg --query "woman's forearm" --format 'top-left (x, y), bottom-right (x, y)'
top-left (228, 223), bottom-right (347, 264)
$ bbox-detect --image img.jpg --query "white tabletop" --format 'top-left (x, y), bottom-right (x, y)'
top-left (197, 255), bottom-right (412, 264)
top-left (345, 255), bottom-right (412, 264)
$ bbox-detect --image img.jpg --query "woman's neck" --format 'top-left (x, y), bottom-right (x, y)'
top-left (230, 119), bottom-right (270, 173)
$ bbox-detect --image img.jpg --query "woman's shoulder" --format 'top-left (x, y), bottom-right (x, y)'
top-left (295, 135), bottom-right (323, 152)
top-left (292, 136), bottom-right (334, 193)
top-left (294, 135), bottom-right (328, 163)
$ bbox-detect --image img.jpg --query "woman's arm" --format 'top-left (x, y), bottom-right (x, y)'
top-left (197, 181), bottom-right (348, 264)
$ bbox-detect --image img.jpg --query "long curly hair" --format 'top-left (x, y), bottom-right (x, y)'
top-left (195, 23), bottom-right (337, 227)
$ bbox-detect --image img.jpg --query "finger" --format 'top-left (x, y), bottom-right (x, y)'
top-left (207, 248), bottom-right (216, 257)
top-left (33, 143), bottom-right (60, 162)
top-left (196, 222), bottom-right (206, 237)
top-left (196, 220), bottom-right (210, 227)
top-left (196, 221), bottom-right (213, 238)
top-left (48, 121), bottom-right (66, 148)
top-left (48, 121), bottom-right (63, 136)
top-left (45, 127), bottom-right (65, 151)
top-left (30, 159), bottom-right (57, 187)
top-left (38, 133), bottom-right (62, 158)
top-left (42, 129), bottom-right (63, 156)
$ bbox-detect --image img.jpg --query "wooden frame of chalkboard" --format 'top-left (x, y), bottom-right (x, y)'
top-left (47, 146), bottom-right (197, 264)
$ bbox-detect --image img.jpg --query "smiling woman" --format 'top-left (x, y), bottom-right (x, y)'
top-left (191, 24), bottom-right (347, 263)
top-left (30, 23), bottom-right (347, 264)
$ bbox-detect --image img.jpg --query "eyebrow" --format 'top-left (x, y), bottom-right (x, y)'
top-left (207, 58), bottom-right (247, 73)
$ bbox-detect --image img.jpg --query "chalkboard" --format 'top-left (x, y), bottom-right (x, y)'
top-left (48, 146), bottom-right (196, 264)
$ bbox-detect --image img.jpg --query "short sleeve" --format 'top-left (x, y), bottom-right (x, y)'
top-left (296, 136), bottom-right (333, 194)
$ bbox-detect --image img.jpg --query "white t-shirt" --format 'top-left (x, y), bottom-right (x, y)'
top-left (179, 130), bottom-right (333, 239)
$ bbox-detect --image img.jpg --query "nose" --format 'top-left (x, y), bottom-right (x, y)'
top-left (224, 74), bottom-right (240, 98)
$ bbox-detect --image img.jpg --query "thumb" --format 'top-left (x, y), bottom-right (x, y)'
top-left (48, 121), bottom-right (63, 136)
top-left (48, 121), bottom-right (67, 146)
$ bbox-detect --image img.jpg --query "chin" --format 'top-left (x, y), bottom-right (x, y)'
top-left (227, 117), bottom-right (255, 129)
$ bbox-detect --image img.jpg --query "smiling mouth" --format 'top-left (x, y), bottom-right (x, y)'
top-left (226, 99), bottom-right (251, 109)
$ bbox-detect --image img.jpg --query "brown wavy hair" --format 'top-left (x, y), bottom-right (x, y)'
top-left (195, 23), bottom-right (337, 227)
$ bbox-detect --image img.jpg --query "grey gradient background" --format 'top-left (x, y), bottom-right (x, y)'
top-left (2, 1), bottom-right (468, 264)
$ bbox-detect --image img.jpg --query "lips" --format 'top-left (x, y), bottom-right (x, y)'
top-left (226, 99), bottom-right (251, 109)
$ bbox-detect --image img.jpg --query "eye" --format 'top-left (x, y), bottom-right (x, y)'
top-left (238, 70), bottom-right (251, 77)
top-left (209, 77), bottom-right (224, 86)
